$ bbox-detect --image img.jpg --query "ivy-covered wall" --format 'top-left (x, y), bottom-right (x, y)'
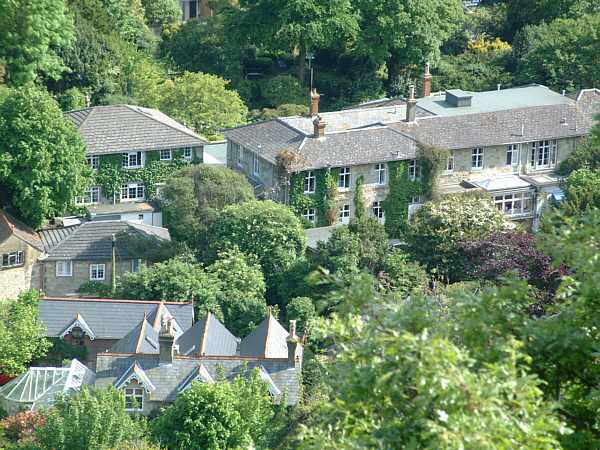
top-left (289, 168), bottom-right (340, 227)
top-left (381, 160), bottom-right (423, 237)
top-left (92, 149), bottom-right (200, 202)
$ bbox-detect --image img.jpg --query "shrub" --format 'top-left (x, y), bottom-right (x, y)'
top-left (0, 411), bottom-right (45, 444)
top-left (285, 297), bottom-right (316, 333)
top-left (260, 75), bottom-right (307, 108)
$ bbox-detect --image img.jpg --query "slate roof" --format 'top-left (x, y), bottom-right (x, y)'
top-left (95, 354), bottom-right (301, 405)
top-left (240, 313), bottom-right (290, 359)
top-left (38, 225), bottom-right (80, 252)
top-left (0, 210), bottom-right (44, 251)
top-left (65, 105), bottom-right (207, 155)
top-left (43, 220), bottom-right (170, 261)
top-left (177, 313), bottom-right (239, 357)
top-left (39, 297), bottom-right (194, 340)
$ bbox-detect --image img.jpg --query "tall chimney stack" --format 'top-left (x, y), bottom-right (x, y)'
top-left (406, 85), bottom-right (417, 123)
top-left (287, 320), bottom-right (302, 366)
top-left (159, 319), bottom-right (175, 365)
top-left (313, 115), bottom-right (326, 138)
top-left (310, 89), bottom-right (320, 116)
top-left (423, 63), bottom-right (432, 97)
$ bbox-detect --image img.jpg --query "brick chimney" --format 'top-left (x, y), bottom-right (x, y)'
top-left (313, 115), bottom-right (326, 138)
top-left (406, 85), bottom-right (417, 122)
top-left (310, 89), bottom-right (320, 116)
top-left (159, 319), bottom-right (175, 365)
top-left (423, 63), bottom-right (432, 97)
top-left (287, 320), bottom-right (302, 367)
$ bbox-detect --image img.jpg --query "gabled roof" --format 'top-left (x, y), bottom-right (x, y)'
top-left (65, 105), bottom-right (207, 155)
top-left (0, 210), bottom-right (44, 251)
top-left (177, 364), bottom-right (215, 392)
top-left (177, 312), bottom-right (239, 357)
top-left (43, 220), bottom-right (170, 261)
top-left (240, 313), bottom-right (289, 359)
top-left (59, 313), bottom-right (96, 340)
top-left (114, 361), bottom-right (156, 393)
top-left (39, 297), bottom-right (194, 340)
top-left (38, 225), bottom-right (80, 252)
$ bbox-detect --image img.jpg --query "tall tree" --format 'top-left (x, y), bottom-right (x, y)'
top-left (231, 0), bottom-right (359, 83)
top-left (0, 86), bottom-right (91, 228)
top-left (0, 0), bottom-right (74, 85)
top-left (352, 0), bottom-right (464, 90)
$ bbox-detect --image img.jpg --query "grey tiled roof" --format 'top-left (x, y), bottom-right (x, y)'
top-left (95, 354), bottom-right (301, 405)
top-left (65, 105), bottom-right (207, 155)
top-left (43, 220), bottom-right (170, 261)
top-left (240, 314), bottom-right (289, 359)
top-left (177, 313), bottom-right (239, 357)
top-left (38, 226), bottom-right (80, 252)
top-left (39, 298), bottom-right (194, 340)
top-left (0, 210), bottom-right (44, 251)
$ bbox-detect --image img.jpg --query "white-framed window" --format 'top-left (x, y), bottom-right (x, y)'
top-left (121, 183), bottom-right (145, 201)
top-left (338, 204), bottom-right (350, 224)
top-left (56, 260), bottom-right (73, 277)
top-left (131, 259), bottom-right (143, 273)
top-left (339, 167), bottom-right (351, 189)
top-left (530, 140), bottom-right (557, 169)
top-left (252, 152), bottom-right (260, 176)
top-left (372, 201), bottom-right (384, 221)
top-left (304, 171), bottom-right (315, 194)
top-left (494, 191), bottom-right (533, 217)
top-left (159, 149), bottom-right (172, 161)
top-left (444, 153), bottom-right (454, 173)
top-left (235, 144), bottom-right (243, 167)
top-left (302, 208), bottom-right (316, 224)
top-left (506, 144), bottom-right (520, 166)
top-left (89, 263), bottom-right (105, 281)
top-left (1, 251), bottom-right (24, 268)
top-left (375, 163), bottom-right (386, 185)
top-left (76, 186), bottom-right (100, 205)
top-left (410, 195), bottom-right (422, 204)
top-left (408, 160), bottom-right (421, 181)
top-left (471, 147), bottom-right (484, 170)
top-left (87, 155), bottom-right (99, 170)
top-left (124, 387), bottom-right (144, 411)
top-left (183, 148), bottom-right (193, 160)
top-left (122, 151), bottom-right (143, 169)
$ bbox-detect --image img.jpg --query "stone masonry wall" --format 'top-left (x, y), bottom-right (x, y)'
top-left (0, 236), bottom-right (42, 300)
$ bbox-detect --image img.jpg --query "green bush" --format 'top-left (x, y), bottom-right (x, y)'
top-left (77, 281), bottom-right (113, 298)
top-left (260, 75), bottom-right (307, 108)
top-left (58, 87), bottom-right (86, 111)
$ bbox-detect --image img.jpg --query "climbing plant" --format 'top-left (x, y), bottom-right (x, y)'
top-left (289, 167), bottom-right (339, 227)
top-left (354, 175), bottom-right (366, 221)
top-left (383, 144), bottom-right (448, 238)
top-left (93, 149), bottom-right (193, 202)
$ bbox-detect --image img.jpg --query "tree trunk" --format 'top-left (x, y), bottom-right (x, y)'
top-left (297, 44), bottom-right (307, 86)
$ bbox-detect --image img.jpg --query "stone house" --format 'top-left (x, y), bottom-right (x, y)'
top-left (0, 211), bottom-right (44, 300)
top-left (94, 311), bottom-right (303, 414)
top-left (66, 104), bottom-right (207, 227)
top-left (224, 74), bottom-right (600, 233)
top-left (38, 297), bottom-right (194, 370)
top-left (38, 220), bottom-right (171, 297)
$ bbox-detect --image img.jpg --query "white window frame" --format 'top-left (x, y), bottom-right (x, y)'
top-left (302, 208), bottom-right (316, 224)
top-left (304, 171), bottom-right (315, 194)
top-left (252, 152), bottom-right (260, 176)
top-left (121, 183), bottom-right (145, 202)
top-left (506, 144), bottom-right (520, 167)
top-left (89, 263), bottom-right (106, 281)
top-left (76, 186), bottom-right (100, 205)
top-left (87, 155), bottom-right (99, 170)
top-left (131, 259), bottom-right (143, 273)
top-left (408, 160), bottom-right (421, 181)
top-left (159, 149), bottom-right (172, 161)
top-left (375, 163), bottom-right (386, 185)
top-left (1, 251), bottom-right (24, 268)
top-left (183, 147), bottom-right (193, 160)
top-left (372, 201), bottom-right (384, 222)
top-left (471, 147), bottom-right (484, 170)
top-left (235, 144), bottom-right (243, 167)
top-left (124, 387), bottom-right (144, 412)
top-left (338, 204), bottom-right (350, 224)
top-left (444, 153), bottom-right (454, 174)
top-left (494, 191), bottom-right (533, 218)
top-left (530, 140), bottom-right (557, 170)
top-left (122, 151), bottom-right (144, 169)
top-left (56, 260), bottom-right (73, 277)
top-left (338, 167), bottom-right (351, 190)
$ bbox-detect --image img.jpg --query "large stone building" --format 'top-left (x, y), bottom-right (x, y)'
top-left (224, 75), bottom-right (600, 233)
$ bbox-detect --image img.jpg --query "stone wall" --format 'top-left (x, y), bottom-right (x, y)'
top-left (0, 236), bottom-right (42, 300)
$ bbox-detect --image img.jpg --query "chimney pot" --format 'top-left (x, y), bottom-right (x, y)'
top-left (406, 85), bottom-right (417, 123)
top-left (159, 320), bottom-right (175, 365)
top-left (310, 88), bottom-right (320, 116)
top-left (423, 63), bottom-right (432, 97)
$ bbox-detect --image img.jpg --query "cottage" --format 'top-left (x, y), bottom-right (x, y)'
top-left (224, 73), bottom-right (600, 232)
top-left (66, 104), bottom-right (207, 227)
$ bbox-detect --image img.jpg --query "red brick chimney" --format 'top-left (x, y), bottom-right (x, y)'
top-left (423, 63), bottom-right (432, 97)
top-left (313, 115), bottom-right (326, 138)
top-left (310, 89), bottom-right (320, 116)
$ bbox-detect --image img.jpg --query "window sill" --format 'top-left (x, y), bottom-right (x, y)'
top-left (56, 274), bottom-right (73, 277)
top-left (338, 187), bottom-right (351, 193)
top-left (0, 264), bottom-right (25, 270)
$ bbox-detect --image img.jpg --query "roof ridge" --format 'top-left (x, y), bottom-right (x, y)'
top-left (41, 296), bottom-right (193, 305)
top-left (199, 312), bottom-right (211, 356)
top-left (124, 104), bottom-right (207, 143)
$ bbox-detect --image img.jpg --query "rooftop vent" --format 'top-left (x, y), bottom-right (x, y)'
top-left (445, 89), bottom-right (473, 108)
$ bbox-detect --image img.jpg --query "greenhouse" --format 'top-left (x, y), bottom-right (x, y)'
top-left (0, 359), bottom-right (95, 414)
